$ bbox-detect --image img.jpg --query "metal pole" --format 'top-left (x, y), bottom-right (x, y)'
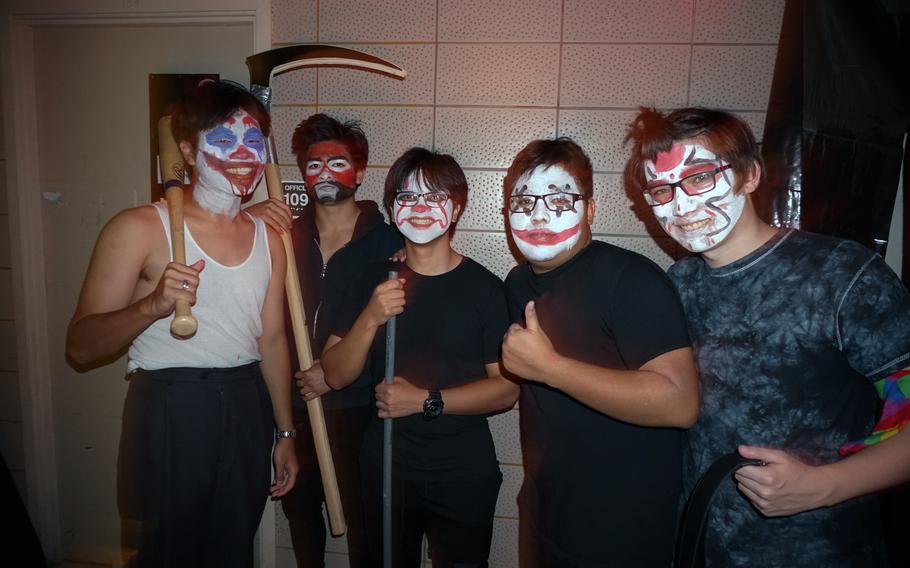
top-left (382, 270), bottom-right (398, 568)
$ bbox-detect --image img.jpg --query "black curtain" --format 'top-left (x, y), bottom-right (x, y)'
top-left (759, 0), bottom-right (910, 258)
top-left (760, 3), bottom-right (910, 566)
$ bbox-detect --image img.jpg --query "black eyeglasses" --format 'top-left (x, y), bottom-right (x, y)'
top-left (395, 192), bottom-right (449, 206)
top-left (642, 165), bottom-right (732, 206)
top-left (508, 192), bottom-right (586, 214)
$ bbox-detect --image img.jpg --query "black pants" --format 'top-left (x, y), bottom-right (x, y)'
top-left (281, 404), bottom-right (371, 568)
top-left (117, 363), bottom-right (273, 568)
top-left (361, 466), bottom-right (502, 568)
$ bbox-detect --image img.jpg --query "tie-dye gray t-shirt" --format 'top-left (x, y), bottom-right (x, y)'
top-left (669, 229), bottom-right (910, 567)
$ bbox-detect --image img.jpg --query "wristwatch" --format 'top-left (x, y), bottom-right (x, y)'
top-left (423, 390), bottom-right (444, 420)
top-left (275, 429), bottom-right (297, 440)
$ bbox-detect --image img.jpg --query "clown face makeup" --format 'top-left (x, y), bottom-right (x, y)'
top-left (304, 141), bottom-right (360, 204)
top-left (193, 109), bottom-right (266, 217)
top-left (643, 142), bottom-right (745, 253)
top-left (392, 171), bottom-right (455, 245)
top-left (508, 165), bottom-right (585, 263)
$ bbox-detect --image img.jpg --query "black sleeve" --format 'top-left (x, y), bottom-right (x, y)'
top-left (479, 278), bottom-right (510, 365)
top-left (324, 225), bottom-right (402, 343)
top-left (503, 266), bottom-right (528, 324)
top-left (378, 224), bottom-right (404, 259)
top-left (608, 256), bottom-right (691, 370)
top-left (331, 265), bottom-right (381, 340)
top-left (838, 254), bottom-right (910, 378)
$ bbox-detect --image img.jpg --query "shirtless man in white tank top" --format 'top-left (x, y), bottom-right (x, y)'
top-left (66, 80), bottom-right (298, 568)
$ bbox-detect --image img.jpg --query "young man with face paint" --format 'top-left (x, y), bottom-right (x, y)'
top-left (321, 148), bottom-right (519, 567)
top-left (500, 138), bottom-right (698, 567)
top-left (66, 80), bottom-right (298, 567)
top-left (246, 113), bottom-right (402, 568)
top-left (625, 107), bottom-right (910, 567)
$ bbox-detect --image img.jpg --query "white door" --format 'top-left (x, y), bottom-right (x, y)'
top-left (33, 22), bottom-right (255, 564)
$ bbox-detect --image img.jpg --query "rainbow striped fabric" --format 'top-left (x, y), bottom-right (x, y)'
top-left (840, 367), bottom-right (910, 455)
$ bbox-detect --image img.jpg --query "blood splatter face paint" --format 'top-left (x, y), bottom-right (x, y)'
top-left (508, 165), bottom-right (584, 262)
top-left (644, 142), bottom-right (745, 253)
top-left (193, 109), bottom-right (266, 216)
top-left (393, 171), bottom-right (454, 245)
top-left (303, 141), bottom-right (359, 204)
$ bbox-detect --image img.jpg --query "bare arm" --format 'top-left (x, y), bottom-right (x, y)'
top-left (502, 300), bottom-right (698, 428)
top-left (736, 424), bottom-right (910, 517)
top-left (321, 278), bottom-right (405, 390)
top-left (66, 207), bottom-right (203, 367)
top-left (375, 362), bottom-right (520, 419)
top-left (258, 227), bottom-right (298, 498)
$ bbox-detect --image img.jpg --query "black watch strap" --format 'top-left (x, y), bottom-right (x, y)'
top-left (423, 389), bottom-right (443, 420)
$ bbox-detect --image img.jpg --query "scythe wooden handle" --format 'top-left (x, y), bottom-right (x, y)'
top-left (157, 116), bottom-right (198, 338)
top-left (263, 160), bottom-right (346, 536)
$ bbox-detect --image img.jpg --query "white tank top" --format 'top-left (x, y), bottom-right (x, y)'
top-left (127, 201), bottom-right (272, 371)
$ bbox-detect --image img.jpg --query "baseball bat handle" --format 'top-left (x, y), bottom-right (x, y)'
top-left (164, 185), bottom-right (198, 338)
top-left (158, 116), bottom-right (198, 338)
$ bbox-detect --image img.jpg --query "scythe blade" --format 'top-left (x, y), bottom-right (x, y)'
top-left (246, 44), bottom-right (407, 107)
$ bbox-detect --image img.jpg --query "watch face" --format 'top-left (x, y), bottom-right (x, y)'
top-left (423, 393), bottom-right (444, 420)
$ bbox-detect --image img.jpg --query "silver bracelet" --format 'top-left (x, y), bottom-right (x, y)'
top-left (275, 429), bottom-right (296, 439)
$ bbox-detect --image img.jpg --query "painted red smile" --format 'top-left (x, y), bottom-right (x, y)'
top-left (512, 224), bottom-right (580, 246)
top-left (204, 153), bottom-right (264, 195)
top-left (404, 216), bottom-right (444, 229)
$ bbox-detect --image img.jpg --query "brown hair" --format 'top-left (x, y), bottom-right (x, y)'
top-left (623, 107), bottom-right (761, 194)
top-left (291, 113), bottom-right (369, 172)
top-left (170, 80), bottom-right (270, 153)
top-left (383, 147), bottom-right (468, 235)
top-left (503, 138), bottom-right (593, 209)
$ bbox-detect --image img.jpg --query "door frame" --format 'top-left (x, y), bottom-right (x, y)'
top-left (1, 2), bottom-right (273, 563)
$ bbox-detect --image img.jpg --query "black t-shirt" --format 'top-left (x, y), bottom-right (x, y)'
top-left (334, 256), bottom-right (509, 481)
top-left (504, 240), bottom-right (691, 566)
top-left (670, 229), bottom-right (910, 567)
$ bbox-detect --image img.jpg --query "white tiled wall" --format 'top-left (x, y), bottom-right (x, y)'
top-left (268, 1), bottom-right (785, 565)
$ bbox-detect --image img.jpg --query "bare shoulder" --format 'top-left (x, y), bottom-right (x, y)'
top-left (91, 203), bottom-right (168, 268)
top-left (73, 203), bottom-right (165, 319)
top-left (98, 203), bottom-right (162, 249)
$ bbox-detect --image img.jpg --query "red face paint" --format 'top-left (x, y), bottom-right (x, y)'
top-left (303, 141), bottom-right (357, 189)
top-left (653, 143), bottom-right (686, 178)
top-left (511, 224), bottom-right (581, 246)
top-left (202, 153), bottom-right (264, 196)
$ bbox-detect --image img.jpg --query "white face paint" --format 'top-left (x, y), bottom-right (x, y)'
top-left (192, 109), bottom-right (266, 217)
top-left (392, 171), bottom-right (455, 245)
top-left (643, 142), bottom-right (745, 253)
top-left (508, 165), bottom-right (585, 262)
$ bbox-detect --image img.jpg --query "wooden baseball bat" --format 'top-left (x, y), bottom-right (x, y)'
top-left (262, 150), bottom-right (346, 536)
top-left (157, 115), bottom-right (198, 338)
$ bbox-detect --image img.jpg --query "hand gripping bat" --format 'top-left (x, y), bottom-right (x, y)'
top-left (157, 115), bottom-right (198, 338)
top-left (246, 44), bottom-right (406, 536)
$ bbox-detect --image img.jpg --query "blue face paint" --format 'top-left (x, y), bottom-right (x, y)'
top-left (243, 127), bottom-right (266, 161)
top-left (204, 125), bottom-right (238, 157)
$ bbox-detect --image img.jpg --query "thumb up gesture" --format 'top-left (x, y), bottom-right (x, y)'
top-left (502, 301), bottom-right (558, 382)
